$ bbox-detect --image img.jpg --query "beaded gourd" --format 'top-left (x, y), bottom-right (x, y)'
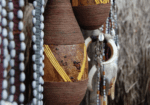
top-left (71, 0), bottom-right (111, 30)
top-left (42, 0), bottom-right (88, 104)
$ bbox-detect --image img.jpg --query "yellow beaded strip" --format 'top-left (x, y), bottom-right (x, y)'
top-left (95, 0), bottom-right (109, 4)
top-left (44, 45), bottom-right (72, 82)
top-left (44, 44), bottom-right (86, 82)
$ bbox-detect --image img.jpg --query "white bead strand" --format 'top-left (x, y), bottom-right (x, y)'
top-left (32, 0), bottom-right (45, 104)
top-left (17, 0), bottom-right (26, 104)
top-left (7, 0), bottom-right (16, 102)
top-left (1, 0), bottom-right (9, 101)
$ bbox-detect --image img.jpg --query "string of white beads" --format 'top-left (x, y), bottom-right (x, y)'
top-left (18, 0), bottom-right (26, 104)
top-left (32, 0), bottom-right (45, 105)
top-left (7, 0), bottom-right (16, 103)
top-left (1, 0), bottom-right (9, 101)
top-left (106, 18), bottom-right (109, 34)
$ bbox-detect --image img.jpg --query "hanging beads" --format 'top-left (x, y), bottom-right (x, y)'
top-left (101, 3), bottom-right (111, 104)
top-left (105, 17), bottom-right (109, 34)
top-left (102, 52), bottom-right (106, 105)
top-left (96, 28), bottom-right (103, 105)
top-left (1, 0), bottom-right (9, 101)
top-left (7, 0), bottom-right (16, 103)
top-left (32, 0), bottom-right (45, 105)
top-left (18, 0), bottom-right (26, 104)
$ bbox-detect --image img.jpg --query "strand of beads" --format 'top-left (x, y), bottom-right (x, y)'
top-left (32, 0), bottom-right (45, 105)
top-left (96, 40), bottom-right (101, 105)
top-left (102, 62), bottom-right (106, 105)
top-left (7, 0), bottom-right (16, 103)
top-left (97, 68), bottom-right (100, 105)
top-left (105, 18), bottom-right (109, 34)
top-left (102, 9), bottom-right (110, 105)
top-left (17, 0), bottom-right (26, 104)
top-left (97, 25), bottom-right (104, 105)
top-left (1, 0), bottom-right (9, 103)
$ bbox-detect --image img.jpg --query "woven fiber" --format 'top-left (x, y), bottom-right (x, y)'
top-left (73, 3), bottom-right (111, 30)
top-left (44, 0), bottom-right (84, 45)
top-left (43, 79), bottom-right (88, 105)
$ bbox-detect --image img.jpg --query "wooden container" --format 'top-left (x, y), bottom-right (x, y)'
top-left (43, 0), bottom-right (88, 104)
top-left (71, 0), bottom-right (111, 30)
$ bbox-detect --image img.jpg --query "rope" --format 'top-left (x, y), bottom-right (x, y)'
top-left (44, 44), bottom-right (87, 82)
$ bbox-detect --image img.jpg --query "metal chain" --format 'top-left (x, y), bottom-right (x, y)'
top-left (32, 0), bottom-right (45, 105)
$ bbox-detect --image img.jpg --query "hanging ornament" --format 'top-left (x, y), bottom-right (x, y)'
top-left (71, 0), bottom-right (111, 30)
top-left (43, 0), bottom-right (88, 104)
